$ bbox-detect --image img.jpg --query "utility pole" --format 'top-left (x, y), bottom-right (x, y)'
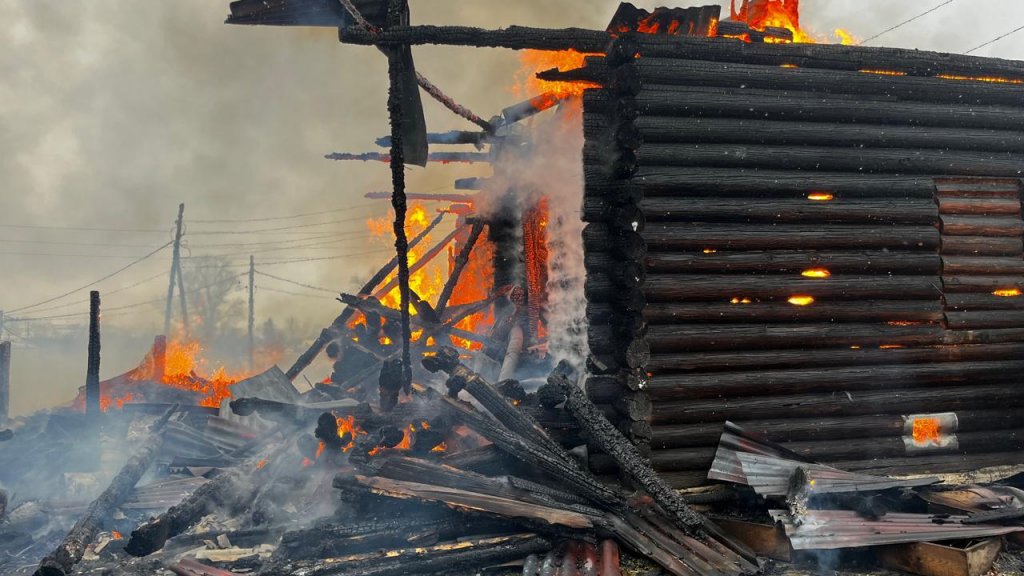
top-left (248, 255), bottom-right (255, 371)
top-left (164, 203), bottom-right (186, 337)
top-left (0, 337), bottom-right (10, 424)
top-left (86, 291), bottom-right (101, 416)
top-left (176, 252), bottom-right (190, 336)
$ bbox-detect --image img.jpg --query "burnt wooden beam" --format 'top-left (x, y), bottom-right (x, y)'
top-left (85, 291), bottom-right (101, 416)
top-left (630, 58), bottom-right (1024, 108)
top-left (946, 293), bottom-right (1024, 311)
top-left (34, 407), bottom-right (176, 576)
top-left (639, 300), bottom-right (944, 325)
top-left (645, 323), bottom-right (945, 352)
top-left (339, 24), bottom-right (611, 52)
top-left (650, 383), bottom-right (1024, 424)
top-left (637, 274), bottom-right (943, 303)
top-left (625, 197), bottom-right (939, 225)
top-left (435, 221), bottom-right (485, 316)
top-left (639, 251), bottom-right (941, 275)
top-left (584, 85), bottom-right (1024, 132)
top-left (642, 223), bottom-right (941, 252)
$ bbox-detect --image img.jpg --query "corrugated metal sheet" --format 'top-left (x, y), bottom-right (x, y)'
top-left (123, 477), bottom-right (208, 510)
top-left (708, 421), bottom-right (813, 485)
top-left (769, 509), bottom-right (1024, 550)
top-left (735, 452), bottom-right (938, 497)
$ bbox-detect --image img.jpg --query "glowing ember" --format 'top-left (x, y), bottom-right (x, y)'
top-left (256, 459), bottom-right (268, 469)
top-left (912, 418), bottom-right (943, 445)
top-left (935, 74), bottom-right (1023, 85)
top-left (880, 345), bottom-right (905, 349)
top-left (730, 297), bottom-right (752, 305)
top-left (335, 414), bottom-right (366, 453)
top-left (788, 295), bottom-right (815, 306)
top-left (807, 193), bottom-right (834, 201)
top-left (801, 268), bottom-right (831, 279)
top-left (993, 288), bottom-right (1022, 297)
top-left (859, 69), bottom-right (908, 77)
top-left (112, 531), bottom-right (123, 540)
top-left (432, 442), bottom-right (448, 453)
top-left (703, 248), bottom-right (718, 254)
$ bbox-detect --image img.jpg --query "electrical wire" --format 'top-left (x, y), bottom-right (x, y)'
top-left (0, 223), bottom-right (168, 233)
top-left (857, 0), bottom-right (955, 45)
top-left (186, 216), bottom-right (372, 236)
top-left (6, 240), bottom-right (173, 314)
top-left (0, 239), bottom-right (167, 249)
top-left (965, 23), bottom-right (1024, 54)
top-left (14, 271), bottom-right (169, 316)
top-left (189, 202), bottom-right (380, 223)
top-left (255, 270), bottom-right (338, 294)
top-left (257, 285), bottom-right (334, 299)
top-left (0, 251), bottom-right (163, 259)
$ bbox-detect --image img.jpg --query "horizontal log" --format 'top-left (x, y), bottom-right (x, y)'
top-left (582, 224), bottom-right (647, 259)
top-left (631, 58), bottom-right (1024, 107)
top-left (945, 293), bottom-right (1024, 311)
top-left (836, 450), bottom-right (1024, 477)
top-left (939, 235), bottom-right (1023, 256)
top-left (940, 215), bottom-right (1024, 237)
top-left (943, 275), bottom-right (1024, 293)
top-left (338, 24), bottom-right (611, 52)
top-left (603, 142), bottom-right (1024, 178)
top-left (585, 275), bottom-right (645, 309)
top-left (580, 200), bottom-right (646, 230)
top-left (654, 471), bottom-right (710, 489)
top-left (946, 311), bottom-right (1024, 330)
top-left (943, 328), bottom-right (1024, 345)
top-left (646, 323), bottom-right (945, 352)
top-left (642, 300), bottom-right (944, 324)
top-left (650, 409), bottom-right (1024, 450)
top-left (941, 257), bottom-right (1024, 275)
top-left (631, 116), bottom-right (1024, 154)
top-left (593, 166), bottom-right (939, 198)
top-left (622, 35), bottom-right (1024, 84)
top-left (642, 251), bottom-right (941, 275)
top-left (586, 372), bottom-right (647, 395)
top-left (636, 197), bottom-right (938, 225)
top-left (646, 343), bottom-right (1024, 373)
top-left (646, 428), bottom-right (1024, 472)
top-left (937, 196), bottom-right (1021, 215)
top-left (586, 305), bottom-right (645, 332)
top-left (650, 383), bottom-right (1024, 424)
top-left (935, 178), bottom-right (1022, 196)
top-left (643, 223), bottom-right (940, 251)
top-left (642, 274), bottom-right (942, 303)
top-left (642, 360), bottom-right (1024, 401)
top-left (583, 85), bottom-right (1024, 132)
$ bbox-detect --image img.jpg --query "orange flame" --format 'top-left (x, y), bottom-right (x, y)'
top-left (516, 50), bottom-right (600, 100)
top-left (912, 418), bottom-right (942, 445)
top-left (729, 0), bottom-right (854, 44)
top-left (112, 531), bottom-right (123, 540)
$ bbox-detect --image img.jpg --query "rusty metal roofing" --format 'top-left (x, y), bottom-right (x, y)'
top-left (735, 452), bottom-right (938, 497)
top-left (769, 509), bottom-right (1024, 550)
top-left (708, 421), bottom-right (813, 485)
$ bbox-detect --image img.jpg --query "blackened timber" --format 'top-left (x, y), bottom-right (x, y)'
top-left (550, 364), bottom-right (703, 533)
top-left (651, 410), bottom-right (1024, 450)
top-left (641, 360), bottom-right (1024, 401)
top-left (339, 24), bottom-right (611, 52)
top-left (632, 58), bottom-right (1024, 108)
top-left (650, 383), bottom-right (1024, 425)
top-left (942, 257), bottom-right (1024, 275)
top-left (642, 300), bottom-right (944, 324)
top-left (613, 142), bottom-right (1024, 178)
top-left (946, 293), bottom-right (1024, 311)
top-left (837, 451), bottom-right (1024, 476)
top-left (646, 323), bottom-right (945, 352)
top-left (643, 223), bottom-right (940, 251)
top-left (943, 275), bottom-right (1024, 292)
top-left (935, 178), bottom-right (1023, 196)
top-left (621, 35), bottom-right (1024, 81)
top-left (938, 196), bottom-right (1022, 215)
top-left (631, 116), bottom-right (1024, 154)
top-left (646, 343), bottom-right (1024, 373)
top-left (276, 514), bottom-right (477, 560)
top-left (584, 85), bottom-right (1024, 132)
top-left (947, 311), bottom-right (1024, 329)
top-left (635, 197), bottom-right (938, 225)
top-left (620, 167), bottom-right (938, 198)
top-left (642, 251), bottom-right (941, 275)
top-left (583, 224), bottom-right (647, 259)
top-left (34, 407), bottom-right (175, 576)
top-left (85, 291), bottom-right (101, 416)
top-left (640, 274), bottom-right (942, 303)
top-left (940, 236), bottom-right (1023, 256)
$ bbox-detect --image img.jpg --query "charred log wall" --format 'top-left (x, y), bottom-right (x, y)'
top-left (581, 34), bottom-right (1024, 487)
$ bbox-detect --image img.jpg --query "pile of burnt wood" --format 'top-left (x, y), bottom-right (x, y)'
top-left (6, 346), bottom-right (758, 576)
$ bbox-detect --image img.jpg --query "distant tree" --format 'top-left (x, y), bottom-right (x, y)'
top-left (180, 256), bottom-right (245, 342)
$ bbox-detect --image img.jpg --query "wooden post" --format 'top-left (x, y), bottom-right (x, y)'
top-left (248, 255), bottom-right (255, 371)
top-left (0, 340), bottom-right (10, 424)
top-left (164, 203), bottom-right (186, 337)
top-left (86, 291), bottom-right (101, 416)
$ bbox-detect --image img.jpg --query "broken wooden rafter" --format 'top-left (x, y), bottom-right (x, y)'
top-left (338, 24), bottom-right (611, 53)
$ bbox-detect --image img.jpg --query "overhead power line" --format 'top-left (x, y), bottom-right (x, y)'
top-left (7, 240), bottom-right (173, 314)
top-left (966, 23), bottom-right (1024, 54)
top-left (16, 271), bottom-right (168, 315)
top-left (189, 202), bottom-right (380, 223)
top-left (187, 216), bottom-right (373, 236)
top-left (0, 239), bottom-right (166, 249)
top-left (258, 285), bottom-right (334, 299)
top-left (255, 270), bottom-right (338, 294)
top-left (858, 0), bottom-right (955, 45)
top-left (0, 251), bottom-right (164, 259)
top-left (0, 223), bottom-right (168, 233)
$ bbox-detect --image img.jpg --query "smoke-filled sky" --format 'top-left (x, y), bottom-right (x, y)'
top-left (1, 0), bottom-right (1023, 393)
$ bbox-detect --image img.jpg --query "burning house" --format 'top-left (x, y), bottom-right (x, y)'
top-left (2, 1), bottom-right (1024, 576)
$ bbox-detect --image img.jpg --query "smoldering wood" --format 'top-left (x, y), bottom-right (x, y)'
top-left (650, 409), bottom-right (1024, 450)
top-left (639, 274), bottom-right (943, 303)
top-left (641, 300), bottom-right (944, 324)
top-left (945, 293), bottom-right (1024, 311)
top-left (549, 363), bottom-right (703, 534)
top-left (944, 275), bottom-right (1024, 292)
top-left (640, 359), bottom-right (1024, 401)
top-left (645, 323), bottom-right (946, 353)
top-left (588, 166), bottom-right (940, 198)
top-left (645, 428), bottom-right (1024, 473)
top-left (650, 383), bottom-right (1024, 425)
top-left (338, 24), bottom-right (611, 52)
top-left (940, 235), bottom-right (1023, 256)
top-left (34, 407), bottom-right (176, 576)
top-left (944, 327), bottom-right (1024, 345)
top-left (435, 221), bottom-right (486, 316)
top-left (946, 311), bottom-right (1024, 329)
top-left (632, 197), bottom-right (938, 225)
top-left (630, 58), bottom-right (1024, 108)
top-left (641, 223), bottom-right (941, 252)
top-left (583, 84), bottom-right (1024, 132)
top-left (597, 142), bottom-right (1024, 178)
top-left (285, 212), bottom-right (444, 381)
top-left (628, 116), bottom-right (1024, 154)
top-left (647, 342), bottom-right (1024, 373)
top-left (638, 250), bottom-right (941, 275)
top-left (616, 34), bottom-right (1024, 81)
